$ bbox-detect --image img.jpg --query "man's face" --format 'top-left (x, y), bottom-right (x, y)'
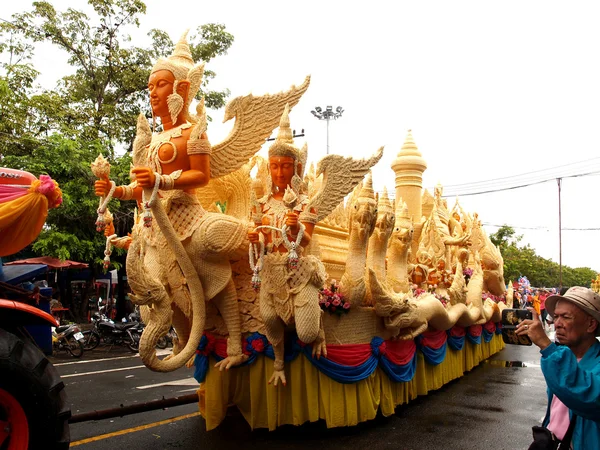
top-left (148, 69), bottom-right (175, 117)
top-left (553, 300), bottom-right (596, 347)
top-left (269, 156), bottom-right (295, 191)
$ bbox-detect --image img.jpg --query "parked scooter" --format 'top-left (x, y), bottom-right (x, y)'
top-left (82, 312), bottom-right (142, 352)
top-left (156, 326), bottom-right (178, 349)
top-left (52, 324), bottom-right (85, 358)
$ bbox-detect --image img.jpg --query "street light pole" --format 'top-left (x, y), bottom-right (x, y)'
top-left (311, 105), bottom-right (344, 155)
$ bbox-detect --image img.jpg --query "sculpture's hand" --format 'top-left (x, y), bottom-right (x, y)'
top-left (103, 220), bottom-right (115, 238)
top-left (94, 179), bottom-right (110, 197)
top-left (131, 167), bottom-right (156, 188)
top-left (285, 211), bottom-right (299, 230)
top-left (248, 230), bottom-right (260, 244)
top-left (268, 369), bottom-right (287, 387)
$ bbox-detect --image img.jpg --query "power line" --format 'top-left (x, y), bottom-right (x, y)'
top-left (439, 170), bottom-right (600, 197)
top-left (440, 156), bottom-right (600, 189)
top-left (482, 223), bottom-right (599, 232)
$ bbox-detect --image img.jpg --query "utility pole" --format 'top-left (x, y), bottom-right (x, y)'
top-left (557, 177), bottom-right (562, 289)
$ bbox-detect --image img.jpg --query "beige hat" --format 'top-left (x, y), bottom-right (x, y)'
top-left (546, 286), bottom-right (600, 336)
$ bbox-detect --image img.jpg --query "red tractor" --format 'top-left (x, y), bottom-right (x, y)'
top-left (0, 168), bottom-right (70, 449)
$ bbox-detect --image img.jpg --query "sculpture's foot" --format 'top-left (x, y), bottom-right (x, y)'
top-left (214, 353), bottom-right (249, 371)
top-left (311, 339), bottom-right (327, 359)
top-left (311, 324), bottom-right (327, 359)
top-left (268, 369), bottom-right (286, 387)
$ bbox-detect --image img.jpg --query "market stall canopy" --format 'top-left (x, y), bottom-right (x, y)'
top-left (4, 256), bottom-right (88, 269)
top-left (0, 263), bottom-right (47, 285)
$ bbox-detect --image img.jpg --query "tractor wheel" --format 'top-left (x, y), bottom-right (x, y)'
top-left (0, 329), bottom-right (70, 449)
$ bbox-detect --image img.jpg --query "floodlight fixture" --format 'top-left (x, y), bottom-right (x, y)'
top-left (311, 104), bottom-right (344, 154)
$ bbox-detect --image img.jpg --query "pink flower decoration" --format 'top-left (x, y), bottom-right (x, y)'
top-left (325, 302), bottom-right (330, 308)
top-left (332, 299), bottom-right (340, 306)
top-left (343, 302), bottom-right (351, 310)
top-left (37, 175), bottom-right (55, 196)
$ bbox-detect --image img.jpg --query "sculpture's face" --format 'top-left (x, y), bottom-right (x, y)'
top-left (148, 69), bottom-right (176, 117)
top-left (269, 156), bottom-right (296, 192)
top-left (412, 267), bottom-right (425, 285)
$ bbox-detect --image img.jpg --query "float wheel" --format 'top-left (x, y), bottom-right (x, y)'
top-left (0, 329), bottom-right (70, 449)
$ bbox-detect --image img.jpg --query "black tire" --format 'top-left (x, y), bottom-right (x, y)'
top-left (0, 328), bottom-right (70, 449)
top-left (127, 331), bottom-right (140, 353)
top-left (156, 336), bottom-right (168, 349)
top-left (82, 330), bottom-right (100, 350)
top-left (65, 336), bottom-right (84, 358)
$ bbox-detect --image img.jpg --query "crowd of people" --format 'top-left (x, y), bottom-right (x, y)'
top-left (514, 286), bottom-right (556, 330)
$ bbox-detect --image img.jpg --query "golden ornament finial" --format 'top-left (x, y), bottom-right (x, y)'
top-left (378, 186), bottom-right (393, 214)
top-left (268, 103), bottom-right (299, 160)
top-left (395, 199), bottom-right (412, 229)
top-left (399, 129), bottom-right (420, 155)
top-left (276, 104), bottom-right (294, 144)
top-left (359, 172), bottom-right (375, 200)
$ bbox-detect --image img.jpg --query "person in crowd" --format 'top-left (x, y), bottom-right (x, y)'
top-left (516, 286), bottom-right (600, 449)
top-left (532, 290), bottom-right (541, 316)
top-left (539, 289), bottom-right (549, 329)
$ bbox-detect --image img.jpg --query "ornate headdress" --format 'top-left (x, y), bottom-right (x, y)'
top-left (151, 30), bottom-right (205, 123)
top-left (268, 104), bottom-right (299, 160)
top-left (267, 104), bottom-right (306, 195)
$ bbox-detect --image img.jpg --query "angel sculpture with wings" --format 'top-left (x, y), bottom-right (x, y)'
top-left (248, 107), bottom-right (384, 386)
top-left (94, 31), bottom-right (310, 373)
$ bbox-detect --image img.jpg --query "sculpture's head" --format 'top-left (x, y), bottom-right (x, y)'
top-left (149, 31), bottom-right (204, 125)
top-left (267, 104), bottom-right (306, 194)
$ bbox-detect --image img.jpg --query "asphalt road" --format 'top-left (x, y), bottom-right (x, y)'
top-left (50, 341), bottom-right (550, 449)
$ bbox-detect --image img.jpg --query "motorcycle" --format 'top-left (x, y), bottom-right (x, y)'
top-left (156, 326), bottom-right (178, 349)
top-left (52, 324), bottom-right (85, 358)
top-left (82, 312), bottom-right (142, 352)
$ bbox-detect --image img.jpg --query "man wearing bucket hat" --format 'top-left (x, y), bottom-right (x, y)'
top-left (516, 286), bottom-right (600, 449)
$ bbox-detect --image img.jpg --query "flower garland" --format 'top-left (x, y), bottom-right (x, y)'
top-left (248, 233), bottom-right (265, 291)
top-left (281, 222), bottom-right (304, 269)
top-left (95, 180), bottom-right (116, 232)
top-left (141, 173), bottom-right (161, 227)
top-left (319, 280), bottom-right (350, 315)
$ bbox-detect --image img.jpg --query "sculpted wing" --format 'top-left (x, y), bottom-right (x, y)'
top-left (309, 147), bottom-right (384, 223)
top-left (210, 75), bottom-right (310, 179)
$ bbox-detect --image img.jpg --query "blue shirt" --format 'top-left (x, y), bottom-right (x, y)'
top-left (540, 340), bottom-right (600, 449)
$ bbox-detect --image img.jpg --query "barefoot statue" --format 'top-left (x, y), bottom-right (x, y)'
top-left (94, 31), bottom-right (310, 372)
top-left (248, 106), bottom-right (383, 386)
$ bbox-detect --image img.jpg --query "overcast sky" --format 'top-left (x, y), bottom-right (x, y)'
top-left (3, 1), bottom-right (599, 274)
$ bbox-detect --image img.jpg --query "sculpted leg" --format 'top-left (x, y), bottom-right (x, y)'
top-left (212, 279), bottom-right (248, 370)
top-left (259, 292), bottom-right (286, 386)
top-left (294, 285), bottom-right (327, 359)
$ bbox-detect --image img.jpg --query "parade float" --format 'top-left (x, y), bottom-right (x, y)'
top-left (94, 31), bottom-right (512, 431)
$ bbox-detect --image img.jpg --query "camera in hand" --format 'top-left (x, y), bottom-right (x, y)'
top-left (501, 309), bottom-right (532, 345)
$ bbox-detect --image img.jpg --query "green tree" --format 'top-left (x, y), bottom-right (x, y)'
top-left (3, 0), bottom-right (233, 152)
top-left (0, 0), bottom-right (234, 318)
top-left (489, 225), bottom-right (596, 288)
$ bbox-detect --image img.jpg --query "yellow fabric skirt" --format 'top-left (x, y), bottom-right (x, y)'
top-left (198, 334), bottom-right (504, 430)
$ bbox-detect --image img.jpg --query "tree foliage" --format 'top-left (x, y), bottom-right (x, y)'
top-left (0, 0), bottom-right (234, 266)
top-left (490, 225), bottom-right (596, 289)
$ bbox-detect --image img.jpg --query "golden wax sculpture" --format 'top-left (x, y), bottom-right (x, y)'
top-left (93, 31), bottom-right (507, 431)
